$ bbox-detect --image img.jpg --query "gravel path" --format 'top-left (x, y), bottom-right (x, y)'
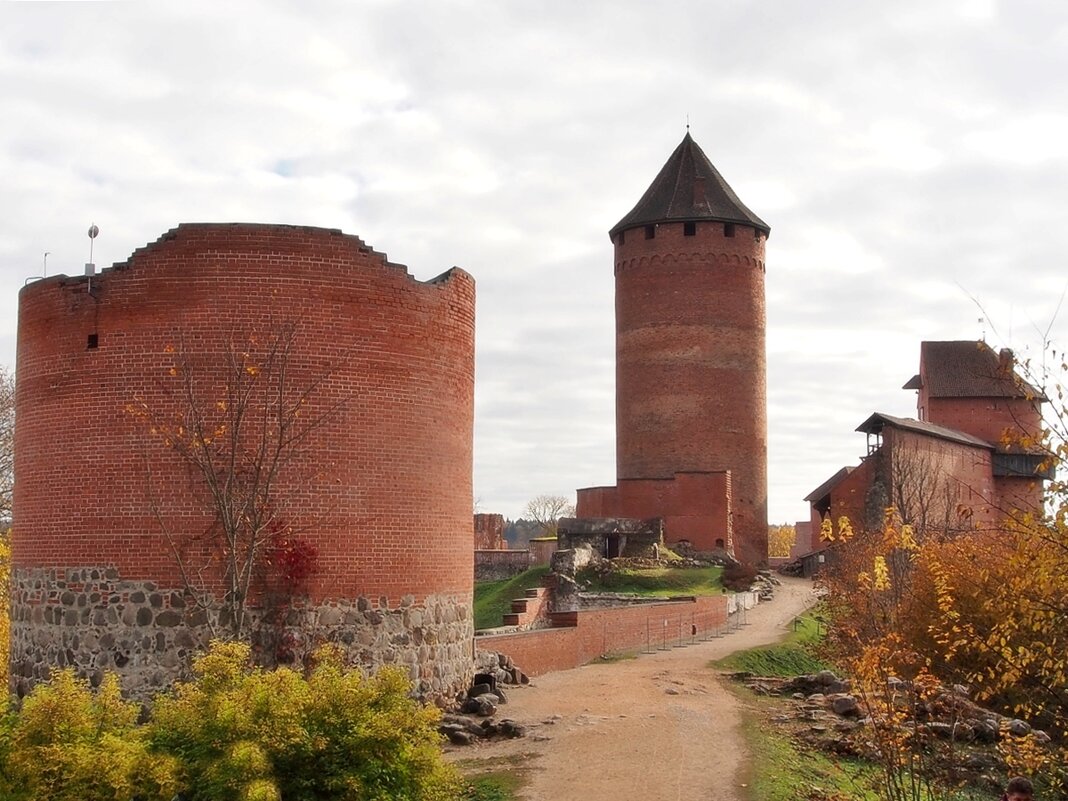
top-left (450, 576), bottom-right (818, 801)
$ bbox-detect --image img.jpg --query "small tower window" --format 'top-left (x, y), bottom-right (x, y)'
top-left (86, 333), bottom-right (99, 350)
top-left (618, 231), bottom-right (625, 245)
top-left (724, 223), bottom-right (736, 238)
top-left (683, 221), bottom-right (696, 236)
top-left (644, 225), bottom-right (656, 240)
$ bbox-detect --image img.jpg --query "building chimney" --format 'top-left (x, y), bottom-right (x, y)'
top-left (998, 347), bottom-right (1014, 374)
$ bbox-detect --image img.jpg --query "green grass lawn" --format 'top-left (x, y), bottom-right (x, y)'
top-left (473, 566), bottom-right (550, 630)
top-left (735, 688), bottom-right (881, 801)
top-left (722, 616), bottom-right (991, 801)
top-left (577, 565), bottom-right (724, 596)
top-left (735, 688), bottom-right (992, 801)
top-left (461, 771), bottom-right (524, 801)
top-left (713, 612), bottom-right (831, 676)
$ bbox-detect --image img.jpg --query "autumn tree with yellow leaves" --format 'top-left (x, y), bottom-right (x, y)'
top-left (768, 523), bottom-right (796, 558)
top-left (819, 348), bottom-right (1068, 796)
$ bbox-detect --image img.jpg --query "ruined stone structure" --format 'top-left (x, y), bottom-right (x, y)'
top-left (577, 133), bottom-right (771, 563)
top-left (802, 340), bottom-right (1050, 554)
top-left (12, 223), bottom-right (475, 701)
top-left (473, 513), bottom-right (505, 550)
top-left (556, 517), bottom-right (663, 559)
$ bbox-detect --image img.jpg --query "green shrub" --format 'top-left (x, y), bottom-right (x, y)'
top-left (0, 671), bottom-right (179, 801)
top-left (149, 641), bottom-right (461, 801)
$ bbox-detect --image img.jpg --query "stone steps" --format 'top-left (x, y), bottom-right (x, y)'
top-left (501, 586), bottom-right (552, 627)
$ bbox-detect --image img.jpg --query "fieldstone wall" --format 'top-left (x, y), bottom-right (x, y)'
top-left (474, 550), bottom-right (532, 582)
top-left (10, 567), bottom-right (473, 705)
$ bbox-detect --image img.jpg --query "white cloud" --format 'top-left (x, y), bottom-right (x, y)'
top-left (2, 0), bottom-right (1067, 527)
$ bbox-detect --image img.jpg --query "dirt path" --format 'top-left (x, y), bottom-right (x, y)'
top-left (450, 576), bottom-right (818, 801)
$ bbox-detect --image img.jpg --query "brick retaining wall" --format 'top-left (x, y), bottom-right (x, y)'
top-left (476, 593), bottom-right (730, 676)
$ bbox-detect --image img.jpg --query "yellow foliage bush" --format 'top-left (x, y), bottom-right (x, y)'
top-left (0, 641), bottom-right (461, 801)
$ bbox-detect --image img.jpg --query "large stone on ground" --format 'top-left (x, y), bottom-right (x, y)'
top-left (462, 694), bottom-right (498, 717)
top-left (831, 695), bottom-right (859, 717)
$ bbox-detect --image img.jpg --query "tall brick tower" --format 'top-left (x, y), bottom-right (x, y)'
top-left (609, 133), bottom-right (770, 563)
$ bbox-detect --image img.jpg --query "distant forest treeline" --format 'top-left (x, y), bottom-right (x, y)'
top-left (502, 519), bottom-right (548, 549)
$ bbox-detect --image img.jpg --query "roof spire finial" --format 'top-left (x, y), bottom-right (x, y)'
top-left (686, 112), bottom-right (690, 132)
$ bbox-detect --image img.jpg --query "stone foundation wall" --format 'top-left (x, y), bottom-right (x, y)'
top-left (474, 550), bottom-right (532, 582)
top-left (10, 567), bottom-right (473, 704)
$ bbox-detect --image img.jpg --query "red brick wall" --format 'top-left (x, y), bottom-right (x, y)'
top-left (476, 594), bottom-right (729, 676)
top-left (614, 220), bottom-right (767, 564)
top-left (13, 223), bottom-right (475, 605)
top-left (793, 520), bottom-right (815, 557)
top-left (828, 457), bottom-right (879, 533)
top-left (473, 513), bottom-right (505, 550)
top-left (926, 397), bottom-right (1041, 449)
top-left (993, 475), bottom-right (1044, 519)
top-left (923, 392), bottom-right (1044, 517)
top-left (826, 430), bottom-right (998, 534)
top-left (576, 471), bottom-right (732, 551)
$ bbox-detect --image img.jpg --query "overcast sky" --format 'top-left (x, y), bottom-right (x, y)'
top-left (3, 0), bottom-right (1067, 525)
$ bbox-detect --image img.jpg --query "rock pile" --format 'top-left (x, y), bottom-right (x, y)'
top-left (473, 649), bottom-right (531, 688)
top-left (442, 652), bottom-right (533, 746)
top-left (751, 570), bottom-right (779, 600)
top-left (733, 670), bottom-right (1054, 788)
top-left (777, 558), bottom-right (804, 577)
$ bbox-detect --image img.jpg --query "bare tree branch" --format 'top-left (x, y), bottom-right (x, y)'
top-left (524, 494), bottom-right (575, 538)
top-left (132, 323), bottom-right (341, 643)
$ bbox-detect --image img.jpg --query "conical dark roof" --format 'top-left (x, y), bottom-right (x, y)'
top-left (610, 133), bottom-right (770, 239)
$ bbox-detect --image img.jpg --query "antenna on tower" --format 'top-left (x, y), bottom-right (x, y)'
top-left (86, 223), bottom-right (99, 277)
top-left (978, 316), bottom-right (986, 342)
top-left (43, 251), bottom-right (50, 277)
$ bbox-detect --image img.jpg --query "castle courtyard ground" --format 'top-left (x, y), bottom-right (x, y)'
top-left (450, 576), bottom-right (819, 801)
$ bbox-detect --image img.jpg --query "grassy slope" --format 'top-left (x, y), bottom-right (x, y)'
top-left (734, 688), bottom-right (882, 801)
top-left (722, 615), bottom-right (990, 801)
top-left (473, 566), bottom-right (550, 630)
top-left (578, 565), bottom-right (724, 596)
top-left (713, 613), bottom-right (831, 676)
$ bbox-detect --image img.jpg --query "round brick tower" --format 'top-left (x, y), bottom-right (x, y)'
top-left (611, 133), bottom-right (770, 563)
top-left (12, 223), bottom-right (475, 701)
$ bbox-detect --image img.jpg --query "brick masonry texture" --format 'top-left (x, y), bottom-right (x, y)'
top-left (476, 593), bottom-right (731, 676)
top-left (824, 428), bottom-right (998, 535)
top-left (13, 223), bottom-right (476, 698)
top-left (473, 513), bottom-right (505, 550)
top-left (613, 220), bottom-right (768, 563)
top-left (577, 472), bottom-right (732, 552)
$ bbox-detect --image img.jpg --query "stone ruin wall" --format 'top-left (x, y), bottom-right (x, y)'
top-left (473, 513), bottom-right (505, 550)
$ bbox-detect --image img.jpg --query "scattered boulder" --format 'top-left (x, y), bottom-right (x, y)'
top-left (1006, 718), bottom-right (1031, 737)
top-left (462, 694), bottom-right (498, 717)
top-left (972, 719), bottom-right (999, 743)
top-left (497, 719), bottom-right (525, 738)
top-left (443, 727), bottom-right (474, 745)
top-left (830, 695), bottom-right (860, 717)
top-left (925, 721), bottom-right (955, 740)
